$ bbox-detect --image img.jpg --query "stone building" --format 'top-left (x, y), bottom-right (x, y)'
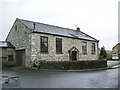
top-left (6, 18), bottom-right (99, 67)
top-left (112, 43), bottom-right (120, 58)
top-left (0, 41), bottom-right (15, 62)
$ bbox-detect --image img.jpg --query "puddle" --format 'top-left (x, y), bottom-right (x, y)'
top-left (2, 75), bottom-right (20, 88)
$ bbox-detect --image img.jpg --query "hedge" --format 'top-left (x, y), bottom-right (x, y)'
top-left (35, 60), bottom-right (107, 70)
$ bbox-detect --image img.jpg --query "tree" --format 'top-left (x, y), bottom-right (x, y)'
top-left (106, 50), bottom-right (113, 60)
top-left (100, 46), bottom-right (107, 59)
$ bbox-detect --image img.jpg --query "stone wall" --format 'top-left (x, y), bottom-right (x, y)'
top-left (31, 33), bottom-right (99, 62)
top-left (0, 48), bottom-right (15, 62)
top-left (6, 19), bottom-right (32, 67)
top-left (1, 48), bottom-right (7, 59)
top-left (0, 48), bottom-right (1, 70)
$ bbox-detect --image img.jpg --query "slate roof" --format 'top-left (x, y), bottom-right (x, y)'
top-left (0, 41), bottom-right (14, 48)
top-left (19, 18), bottom-right (99, 42)
top-left (112, 43), bottom-right (120, 50)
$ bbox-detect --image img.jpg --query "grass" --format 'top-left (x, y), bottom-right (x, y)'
top-left (107, 64), bottom-right (119, 69)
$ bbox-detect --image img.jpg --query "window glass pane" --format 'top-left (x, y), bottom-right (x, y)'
top-left (56, 38), bottom-right (62, 53)
top-left (91, 43), bottom-right (95, 54)
top-left (44, 43), bottom-right (47, 47)
top-left (82, 42), bottom-right (87, 54)
top-left (40, 36), bottom-right (48, 53)
top-left (82, 42), bottom-right (86, 46)
top-left (8, 55), bottom-right (13, 61)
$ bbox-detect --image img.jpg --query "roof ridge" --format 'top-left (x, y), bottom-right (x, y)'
top-left (112, 43), bottom-right (120, 49)
top-left (18, 18), bottom-right (77, 31)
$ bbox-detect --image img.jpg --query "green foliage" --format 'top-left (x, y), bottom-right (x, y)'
top-left (100, 46), bottom-right (107, 59)
top-left (106, 50), bottom-right (113, 60)
top-left (2, 61), bottom-right (16, 68)
top-left (37, 60), bottom-right (107, 70)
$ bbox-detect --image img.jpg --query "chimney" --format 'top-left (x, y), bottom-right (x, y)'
top-left (76, 27), bottom-right (80, 31)
top-left (33, 23), bottom-right (36, 30)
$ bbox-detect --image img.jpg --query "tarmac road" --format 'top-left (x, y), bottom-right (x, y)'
top-left (2, 67), bottom-right (119, 88)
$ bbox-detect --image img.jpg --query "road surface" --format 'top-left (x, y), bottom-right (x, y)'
top-left (2, 68), bottom-right (119, 88)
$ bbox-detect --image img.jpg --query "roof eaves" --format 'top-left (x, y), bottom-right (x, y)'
top-left (112, 43), bottom-right (120, 50)
top-left (0, 41), bottom-right (15, 48)
top-left (33, 31), bottom-right (99, 42)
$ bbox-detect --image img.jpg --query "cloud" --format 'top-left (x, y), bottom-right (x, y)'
top-left (0, 0), bottom-right (119, 50)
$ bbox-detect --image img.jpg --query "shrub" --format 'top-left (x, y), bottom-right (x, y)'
top-left (38, 60), bottom-right (107, 70)
top-left (2, 61), bottom-right (16, 68)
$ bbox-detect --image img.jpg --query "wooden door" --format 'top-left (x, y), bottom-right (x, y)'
top-left (72, 51), bottom-right (77, 61)
top-left (16, 49), bottom-right (25, 66)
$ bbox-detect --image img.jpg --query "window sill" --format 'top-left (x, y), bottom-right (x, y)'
top-left (91, 53), bottom-right (96, 55)
top-left (56, 52), bottom-right (63, 54)
top-left (40, 52), bottom-right (49, 54)
top-left (8, 61), bottom-right (14, 62)
top-left (83, 53), bottom-right (87, 55)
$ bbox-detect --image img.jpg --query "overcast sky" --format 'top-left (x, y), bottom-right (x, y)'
top-left (0, 0), bottom-right (119, 50)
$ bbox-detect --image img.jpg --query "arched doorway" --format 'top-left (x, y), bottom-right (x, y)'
top-left (68, 47), bottom-right (79, 61)
top-left (72, 51), bottom-right (77, 61)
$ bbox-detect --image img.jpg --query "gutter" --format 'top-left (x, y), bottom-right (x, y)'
top-left (32, 31), bottom-right (99, 42)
